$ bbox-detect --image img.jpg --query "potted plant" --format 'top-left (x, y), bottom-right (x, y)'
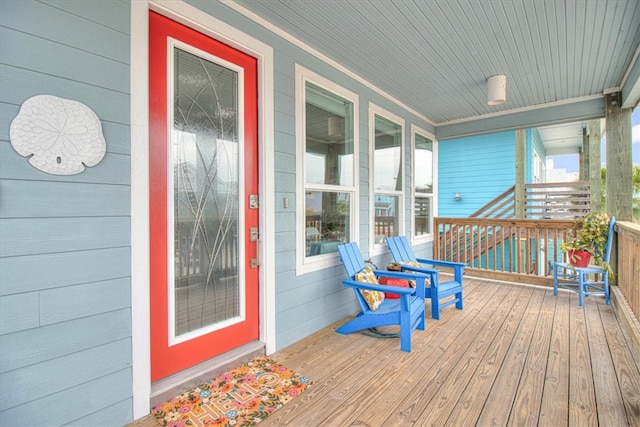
top-left (560, 212), bottom-right (612, 272)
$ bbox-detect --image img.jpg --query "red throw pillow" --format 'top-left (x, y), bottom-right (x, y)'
top-left (379, 277), bottom-right (412, 299)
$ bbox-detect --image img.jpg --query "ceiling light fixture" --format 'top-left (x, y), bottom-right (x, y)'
top-left (487, 74), bottom-right (506, 105)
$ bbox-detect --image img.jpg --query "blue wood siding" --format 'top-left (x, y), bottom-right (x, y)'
top-left (0, 0), bottom-right (132, 425)
top-left (2, 0), bottom-right (438, 424)
top-left (184, 0), bottom-right (437, 351)
top-left (438, 131), bottom-right (516, 217)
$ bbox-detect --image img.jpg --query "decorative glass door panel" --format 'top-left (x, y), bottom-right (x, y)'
top-left (171, 47), bottom-right (242, 341)
top-left (150, 12), bottom-right (259, 382)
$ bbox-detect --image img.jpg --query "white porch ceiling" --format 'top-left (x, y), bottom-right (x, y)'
top-left (538, 121), bottom-right (588, 156)
top-left (231, 0), bottom-right (640, 150)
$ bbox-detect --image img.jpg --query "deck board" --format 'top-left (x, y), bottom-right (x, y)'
top-left (129, 278), bottom-right (640, 427)
top-left (480, 286), bottom-right (545, 426)
top-left (444, 287), bottom-right (532, 426)
top-left (599, 301), bottom-right (640, 425)
top-left (585, 300), bottom-right (628, 426)
top-left (508, 290), bottom-right (556, 426)
top-left (414, 282), bottom-right (525, 426)
top-left (539, 291), bottom-right (571, 425)
top-left (569, 299), bottom-right (598, 426)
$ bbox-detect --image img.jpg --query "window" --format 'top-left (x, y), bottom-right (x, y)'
top-left (534, 152), bottom-right (544, 183)
top-left (370, 104), bottom-right (404, 252)
top-left (296, 66), bottom-right (358, 273)
top-left (412, 126), bottom-right (436, 241)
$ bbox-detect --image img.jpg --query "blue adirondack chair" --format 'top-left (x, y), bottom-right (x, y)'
top-left (386, 236), bottom-right (466, 320)
top-left (553, 216), bottom-right (615, 306)
top-left (337, 242), bottom-right (427, 352)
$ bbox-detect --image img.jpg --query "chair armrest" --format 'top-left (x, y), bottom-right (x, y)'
top-left (373, 270), bottom-right (430, 281)
top-left (342, 279), bottom-right (416, 295)
top-left (415, 259), bottom-right (466, 284)
top-left (415, 258), bottom-right (467, 269)
top-left (394, 265), bottom-right (439, 275)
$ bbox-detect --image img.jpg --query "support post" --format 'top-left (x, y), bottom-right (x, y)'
top-left (588, 119), bottom-right (602, 213)
top-left (604, 92), bottom-right (633, 286)
top-left (515, 129), bottom-right (526, 218)
top-left (604, 92), bottom-right (633, 221)
top-left (580, 128), bottom-right (589, 182)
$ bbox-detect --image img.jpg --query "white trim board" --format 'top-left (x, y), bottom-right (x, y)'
top-left (130, 0), bottom-right (275, 418)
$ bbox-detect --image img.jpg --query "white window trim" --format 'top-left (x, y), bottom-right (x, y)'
top-left (369, 103), bottom-right (405, 256)
top-left (411, 124), bottom-right (437, 245)
top-left (295, 65), bottom-right (359, 275)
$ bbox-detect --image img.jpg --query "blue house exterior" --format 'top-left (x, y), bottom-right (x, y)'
top-left (438, 129), bottom-right (547, 217)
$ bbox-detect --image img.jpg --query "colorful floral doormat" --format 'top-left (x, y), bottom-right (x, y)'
top-left (152, 356), bottom-right (311, 427)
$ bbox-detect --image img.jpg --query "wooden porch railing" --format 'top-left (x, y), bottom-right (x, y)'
top-left (525, 181), bottom-right (591, 219)
top-left (470, 186), bottom-right (516, 218)
top-left (470, 182), bottom-right (591, 219)
top-left (434, 217), bottom-right (580, 286)
top-left (616, 221), bottom-right (640, 321)
top-left (434, 215), bottom-right (639, 335)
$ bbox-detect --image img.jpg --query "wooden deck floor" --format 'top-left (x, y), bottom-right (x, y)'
top-left (132, 278), bottom-right (640, 426)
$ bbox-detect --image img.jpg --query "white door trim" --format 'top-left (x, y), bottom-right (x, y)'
top-left (130, 0), bottom-right (275, 418)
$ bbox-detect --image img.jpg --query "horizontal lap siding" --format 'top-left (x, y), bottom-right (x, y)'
top-left (189, 1), bottom-right (440, 349)
top-left (185, 1), bottom-right (436, 351)
top-left (3, 0), bottom-right (440, 424)
top-left (0, 0), bottom-right (132, 425)
top-left (438, 131), bottom-right (516, 217)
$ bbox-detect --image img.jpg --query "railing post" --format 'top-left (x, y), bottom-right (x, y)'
top-left (515, 129), bottom-right (526, 219)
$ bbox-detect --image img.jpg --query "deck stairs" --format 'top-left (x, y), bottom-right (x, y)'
top-left (441, 182), bottom-right (590, 265)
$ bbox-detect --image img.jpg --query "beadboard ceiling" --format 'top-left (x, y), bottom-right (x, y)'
top-left (232, 0), bottom-right (640, 150)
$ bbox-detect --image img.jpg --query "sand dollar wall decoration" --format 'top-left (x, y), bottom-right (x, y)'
top-left (9, 95), bottom-right (106, 175)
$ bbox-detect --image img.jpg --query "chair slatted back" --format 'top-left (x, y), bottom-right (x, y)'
top-left (604, 217), bottom-right (616, 263)
top-left (386, 236), bottom-right (418, 262)
top-left (337, 242), bottom-right (367, 279)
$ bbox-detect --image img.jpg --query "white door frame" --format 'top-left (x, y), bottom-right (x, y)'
top-left (130, 0), bottom-right (275, 417)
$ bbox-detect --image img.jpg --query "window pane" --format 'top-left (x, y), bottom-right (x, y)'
top-left (415, 134), bottom-right (433, 194)
top-left (305, 83), bottom-right (354, 186)
top-left (305, 191), bottom-right (351, 256)
top-left (373, 194), bottom-right (399, 243)
top-left (415, 197), bottom-right (432, 236)
top-left (374, 115), bottom-right (402, 191)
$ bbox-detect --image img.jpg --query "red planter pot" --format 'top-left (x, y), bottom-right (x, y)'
top-left (568, 250), bottom-right (591, 268)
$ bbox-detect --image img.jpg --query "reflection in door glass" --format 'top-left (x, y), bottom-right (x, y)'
top-left (172, 48), bottom-right (240, 337)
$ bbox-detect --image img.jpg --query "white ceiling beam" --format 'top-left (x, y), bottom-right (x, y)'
top-left (435, 97), bottom-right (604, 140)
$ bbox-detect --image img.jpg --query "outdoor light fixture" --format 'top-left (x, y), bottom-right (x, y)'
top-left (487, 74), bottom-right (506, 105)
top-left (454, 192), bottom-right (462, 201)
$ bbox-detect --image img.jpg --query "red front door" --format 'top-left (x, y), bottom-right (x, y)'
top-left (149, 11), bottom-right (259, 382)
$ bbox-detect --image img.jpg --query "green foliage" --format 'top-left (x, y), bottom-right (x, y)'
top-left (560, 212), bottom-right (612, 273)
top-left (600, 164), bottom-right (640, 223)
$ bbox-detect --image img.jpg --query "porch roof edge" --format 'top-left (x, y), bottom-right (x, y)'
top-left (435, 96), bottom-right (604, 141)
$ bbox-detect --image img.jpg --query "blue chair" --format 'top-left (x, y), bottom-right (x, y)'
top-left (386, 236), bottom-right (466, 320)
top-left (337, 242), bottom-right (427, 352)
top-left (553, 217), bottom-right (615, 306)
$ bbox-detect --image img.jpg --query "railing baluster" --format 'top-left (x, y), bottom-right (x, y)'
top-left (434, 217), bottom-right (585, 286)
